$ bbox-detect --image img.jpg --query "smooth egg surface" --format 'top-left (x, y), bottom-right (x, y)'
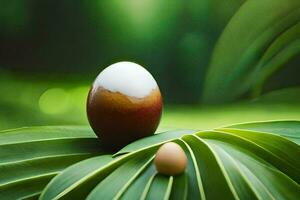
top-left (154, 142), bottom-right (187, 176)
top-left (87, 62), bottom-right (163, 150)
top-left (93, 61), bottom-right (158, 98)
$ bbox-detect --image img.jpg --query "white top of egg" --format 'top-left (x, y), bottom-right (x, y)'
top-left (95, 61), bottom-right (158, 98)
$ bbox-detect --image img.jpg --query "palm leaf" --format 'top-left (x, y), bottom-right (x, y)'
top-left (0, 126), bottom-right (106, 200)
top-left (34, 121), bottom-right (300, 200)
top-left (203, 0), bottom-right (300, 103)
top-left (225, 120), bottom-right (300, 145)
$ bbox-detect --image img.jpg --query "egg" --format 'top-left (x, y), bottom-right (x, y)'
top-left (87, 61), bottom-right (163, 150)
top-left (154, 142), bottom-right (187, 175)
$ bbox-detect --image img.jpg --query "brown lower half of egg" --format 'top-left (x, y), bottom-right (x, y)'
top-left (87, 87), bottom-right (163, 150)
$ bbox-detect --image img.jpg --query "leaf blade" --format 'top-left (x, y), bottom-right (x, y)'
top-left (203, 0), bottom-right (300, 103)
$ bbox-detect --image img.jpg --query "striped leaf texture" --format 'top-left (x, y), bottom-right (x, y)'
top-left (0, 126), bottom-right (105, 200)
top-left (203, 0), bottom-right (300, 103)
top-left (1, 121), bottom-right (299, 199)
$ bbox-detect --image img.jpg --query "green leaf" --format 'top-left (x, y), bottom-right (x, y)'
top-left (169, 173), bottom-right (188, 200)
top-left (207, 143), bottom-right (259, 200)
top-left (120, 165), bottom-right (157, 199)
top-left (182, 134), bottom-right (238, 200)
top-left (226, 120), bottom-right (300, 145)
top-left (87, 152), bottom-right (155, 200)
top-left (199, 130), bottom-right (300, 184)
top-left (251, 23), bottom-right (300, 96)
top-left (40, 148), bottom-right (156, 200)
top-left (115, 129), bottom-right (196, 156)
top-left (203, 0), bottom-right (300, 103)
top-left (176, 139), bottom-right (205, 199)
top-left (143, 174), bottom-right (173, 200)
top-left (0, 126), bottom-right (95, 144)
top-left (0, 138), bottom-right (102, 164)
top-left (39, 155), bottom-right (114, 200)
top-left (0, 174), bottom-right (54, 200)
top-left (207, 139), bottom-right (300, 199)
top-left (39, 121), bottom-right (300, 199)
top-left (0, 126), bottom-right (105, 200)
top-left (2, 121), bottom-right (300, 199)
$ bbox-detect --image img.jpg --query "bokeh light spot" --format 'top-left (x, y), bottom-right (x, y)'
top-left (69, 86), bottom-right (90, 111)
top-left (39, 88), bottom-right (70, 114)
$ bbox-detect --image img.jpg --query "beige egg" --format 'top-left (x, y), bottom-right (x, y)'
top-left (154, 142), bottom-right (187, 176)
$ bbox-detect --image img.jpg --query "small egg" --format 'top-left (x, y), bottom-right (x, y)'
top-left (87, 61), bottom-right (163, 150)
top-left (154, 142), bottom-right (187, 176)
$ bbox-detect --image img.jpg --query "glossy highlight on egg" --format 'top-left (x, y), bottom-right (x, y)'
top-left (87, 61), bottom-right (163, 150)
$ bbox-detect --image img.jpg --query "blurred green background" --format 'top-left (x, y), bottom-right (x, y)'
top-left (1, 0), bottom-right (300, 130)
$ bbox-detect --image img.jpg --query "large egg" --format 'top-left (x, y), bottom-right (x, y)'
top-left (87, 61), bottom-right (163, 150)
